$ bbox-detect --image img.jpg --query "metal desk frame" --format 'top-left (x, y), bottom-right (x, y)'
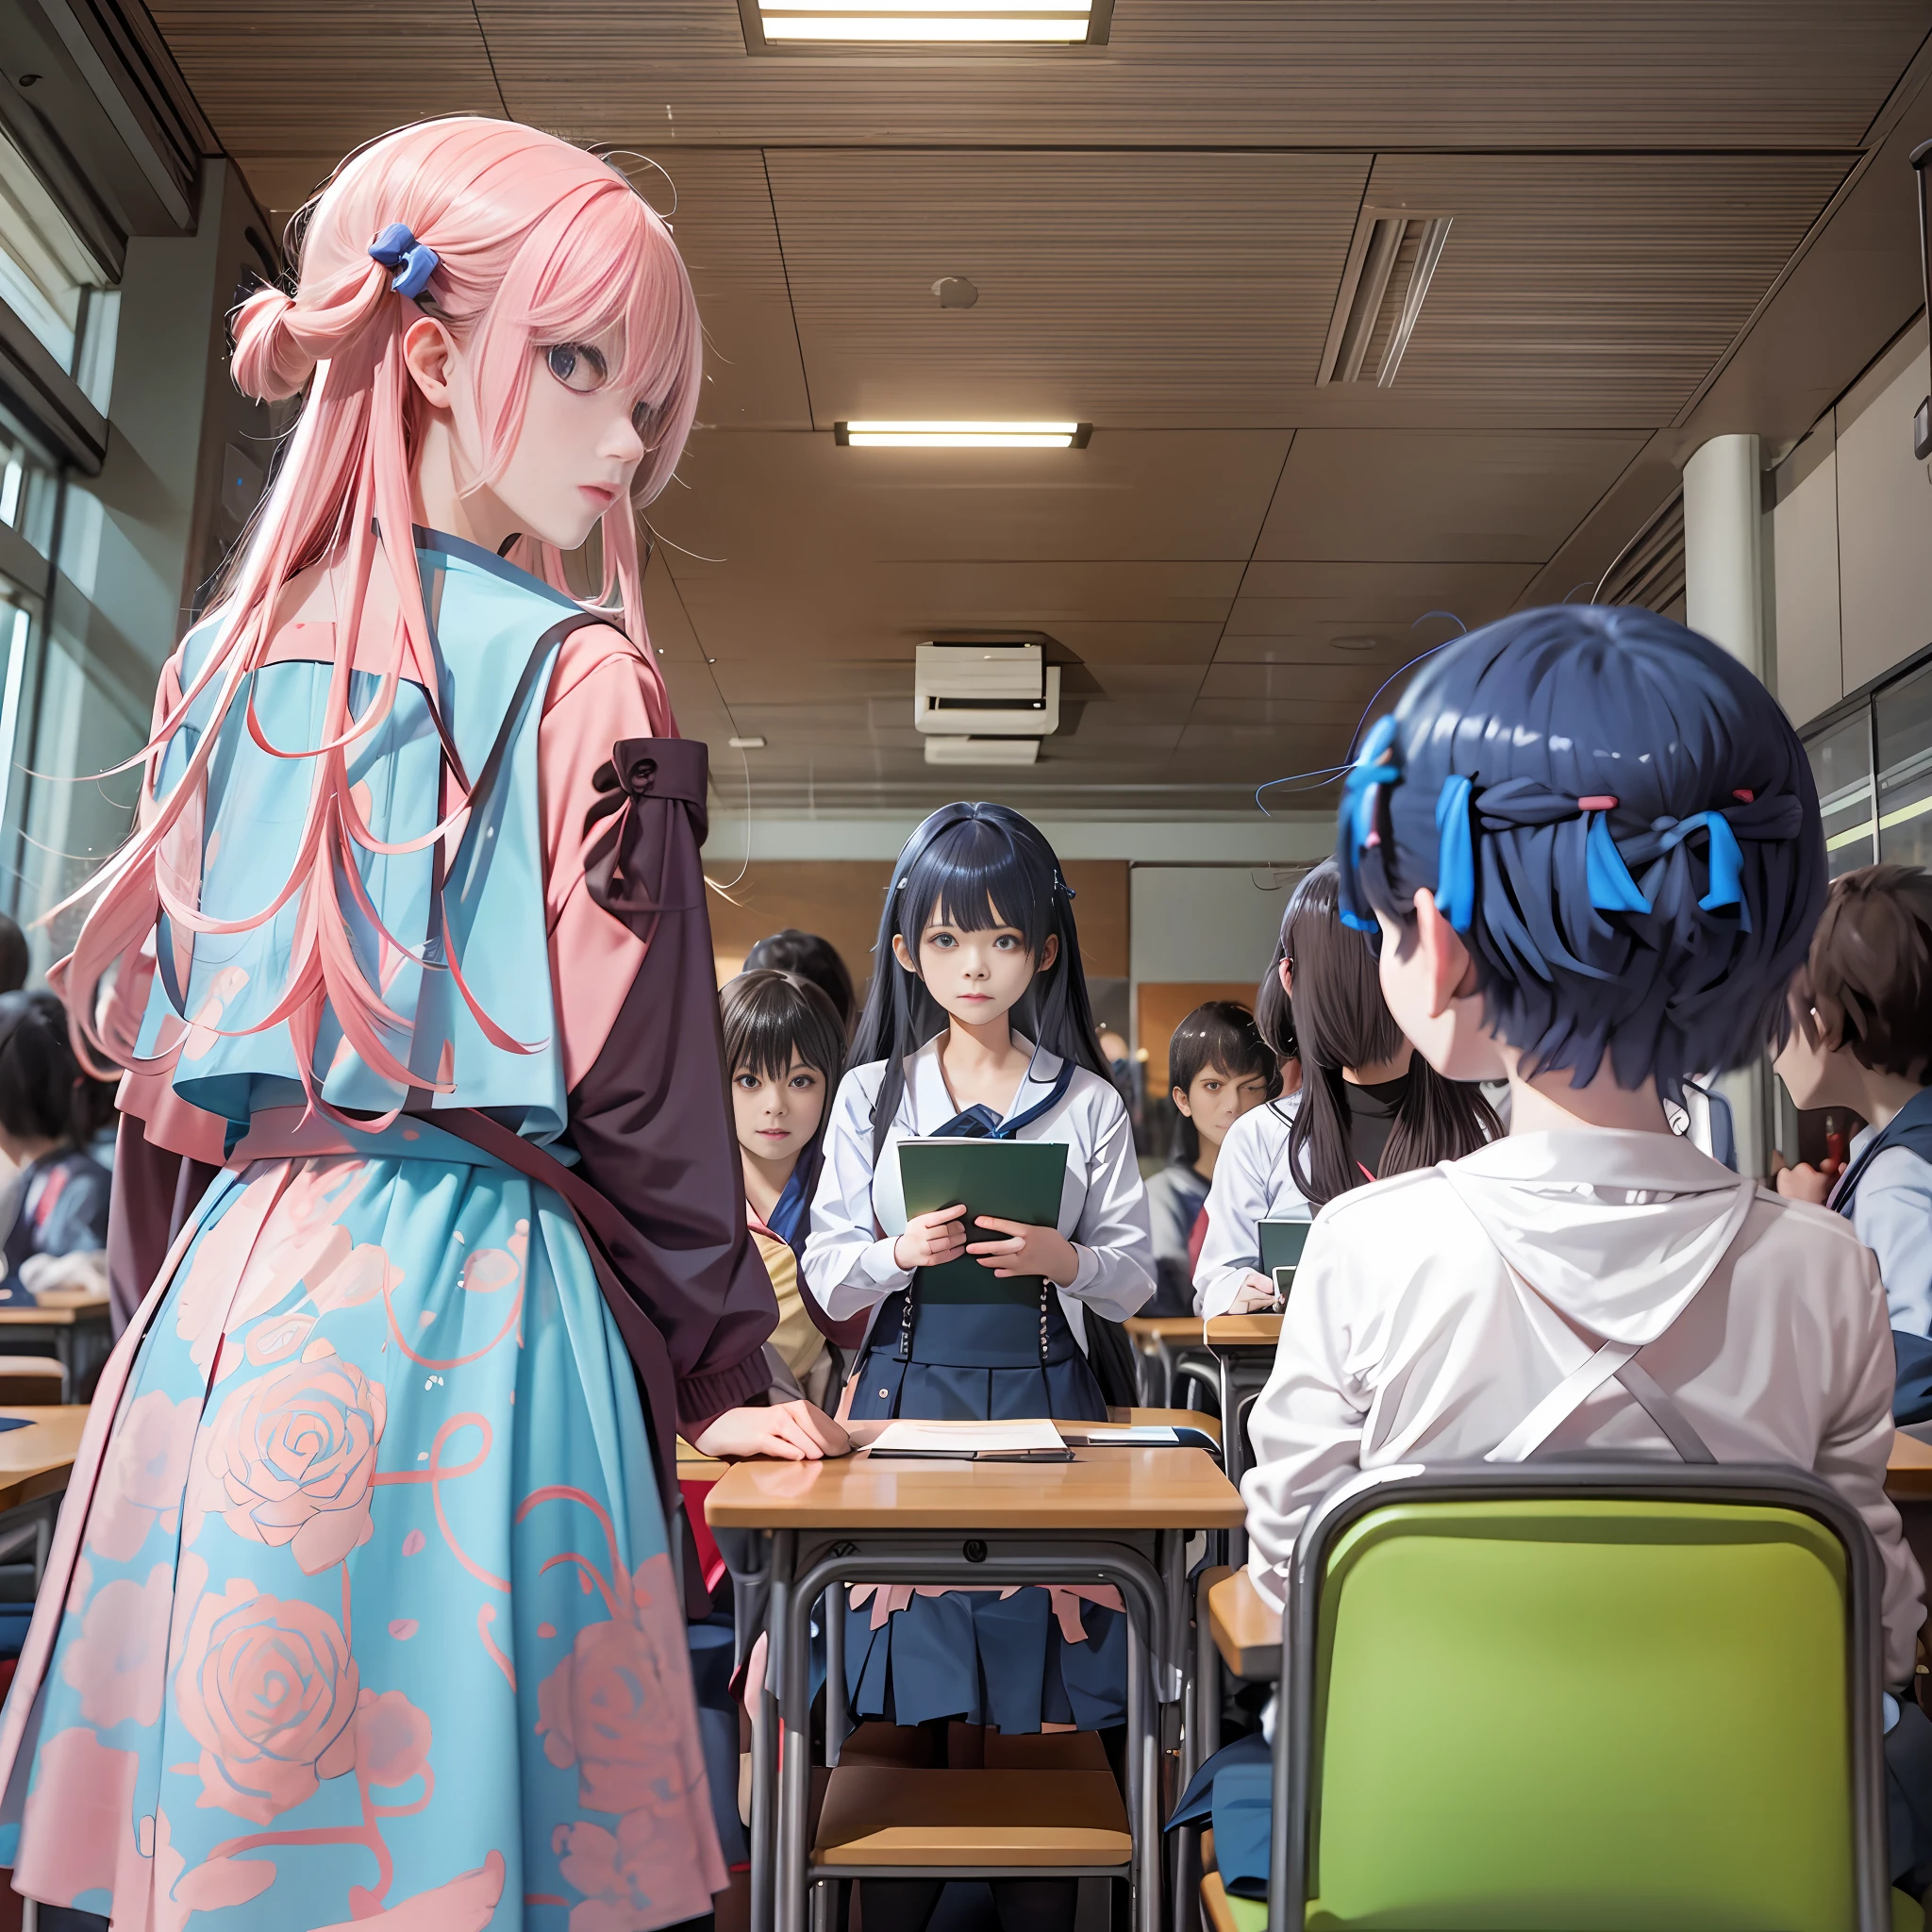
top-left (754, 1524), bottom-right (1191, 1932)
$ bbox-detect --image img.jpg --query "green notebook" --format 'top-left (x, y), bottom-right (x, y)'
top-left (1258, 1217), bottom-right (1311, 1297)
top-left (898, 1137), bottom-right (1070, 1307)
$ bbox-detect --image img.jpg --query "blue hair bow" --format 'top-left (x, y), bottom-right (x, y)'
top-left (1337, 716), bottom-right (1401, 932)
top-left (1584, 807), bottom-right (1749, 928)
top-left (1434, 774), bottom-right (1475, 931)
top-left (369, 222), bottom-right (439, 301)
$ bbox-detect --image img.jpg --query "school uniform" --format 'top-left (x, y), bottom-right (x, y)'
top-left (1241, 1130), bottom-right (1924, 1688)
top-left (1192, 1095), bottom-right (1310, 1317)
top-left (1143, 1158), bottom-right (1211, 1316)
top-left (804, 1037), bottom-right (1156, 1731)
top-left (1832, 1088), bottom-right (1932, 1339)
top-left (0, 1147), bottom-right (111, 1306)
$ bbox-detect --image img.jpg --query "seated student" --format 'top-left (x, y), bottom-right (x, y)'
top-left (1193, 862), bottom-right (1495, 1315)
top-left (743, 926), bottom-right (857, 1034)
top-left (722, 965), bottom-right (852, 1407)
top-left (0, 991), bottom-right (111, 1306)
top-left (1144, 1001), bottom-right (1277, 1314)
top-left (1239, 604), bottom-right (1932, 1889)
top-left (1774, 864), bottom-right (1932, 1341)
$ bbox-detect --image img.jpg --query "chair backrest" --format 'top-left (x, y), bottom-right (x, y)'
top-left (1281, 1465), bottom-right (1886, 1932)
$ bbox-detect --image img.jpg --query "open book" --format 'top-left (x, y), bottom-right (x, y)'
top-left (865, 1418), bottom-right (1068, 1459)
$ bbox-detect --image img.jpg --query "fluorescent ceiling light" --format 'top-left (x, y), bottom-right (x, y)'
top-left (837, 421), bottom-right (1090, 448)
top-left (748, 0), bottom-right (1107, 44)
top-left (759, 5), bottom-right (1088, 41)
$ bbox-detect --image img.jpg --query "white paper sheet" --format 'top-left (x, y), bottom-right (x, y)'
top-left (869, 1418), bottom-right (1066, 1455)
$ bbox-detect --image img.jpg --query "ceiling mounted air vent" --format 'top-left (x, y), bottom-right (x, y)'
top-left (915, 635), bottom-right (1061, 766)
top-left (1596, 491), bottom-right (1686, 614)
top-left (1316, 209), bottom-right (1453, 389)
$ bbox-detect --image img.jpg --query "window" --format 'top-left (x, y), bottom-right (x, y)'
top-left (0, 125), bottom-right (116, 406)
top-left (1804, 710), bottom-right (1875, 876)
top-left (1876, 658), bottom-right (1932, 868)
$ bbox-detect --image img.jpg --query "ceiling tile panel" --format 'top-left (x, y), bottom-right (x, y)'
top-left (1358, 153), bottom-right (1857, 424)
top-left (760, 149), bottom-right (1372, 427)
top-left (1256, 430), bottom-right (1650, 562)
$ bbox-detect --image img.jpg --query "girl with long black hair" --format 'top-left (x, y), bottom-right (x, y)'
top-left (1195, 862), bottom-right (1498, 1315)
top-left (803, 802), bottom-right (1155, 1928)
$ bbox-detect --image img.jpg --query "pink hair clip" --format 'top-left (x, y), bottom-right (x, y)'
top-left (1576, 794), bottom-right (1618, 811)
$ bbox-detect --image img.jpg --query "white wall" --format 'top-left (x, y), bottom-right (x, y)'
top-left (1769, 321), bottom-right (1932, 725)
top-left (1128, 863), bottom-right (1300, 984)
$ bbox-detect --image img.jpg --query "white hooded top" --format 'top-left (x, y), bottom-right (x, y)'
top-left (1241, 1127), bottom-right (1924, 1688)
top-left (1192, 1094), bottom-right (1311, 1317)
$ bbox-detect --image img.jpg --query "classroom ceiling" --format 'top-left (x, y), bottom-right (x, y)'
top-left (147, 0), bottom-right (1932, 817)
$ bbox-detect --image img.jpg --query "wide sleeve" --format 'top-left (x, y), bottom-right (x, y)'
top-left (803, 1064), bottom-right (910, 1324)
top-left (1194, 1109), bottom-right (1279, 1316)
top-left (541, 638), bottom-right (778, 1438)
top-left (1817, 1235), bottom-right (1927, 1689)
top-left (1241, 1214), bottom-right (1372, 1611)
top-left (1064, 1086), bottom-right (1157, 1320)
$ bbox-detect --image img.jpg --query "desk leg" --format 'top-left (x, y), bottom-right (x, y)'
top-left (55, 1328), bottom-right (73, 1405)
top-left (752, 1531), bottom-right (791, 1932)
top-left (776, 1534), bottom-right (812, 1932)
top-left (1219, 1355), bottom-right (1245, 1568)
top-left (1157, 1338), bottom-right (1175, 1411)
top-left (1189, 1568), bottom-right (1220, 1781)
top-left (824, 1584), bottom-right (844, 1768)
top-left (1125, 1615), bottom-right (1159, 1932)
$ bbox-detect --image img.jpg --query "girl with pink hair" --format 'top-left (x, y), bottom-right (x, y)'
top-left (0, 116), bottom-right (838, 1927)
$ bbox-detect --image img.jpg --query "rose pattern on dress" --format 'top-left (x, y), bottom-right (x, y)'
top-left (58, 1562), bottom-right (175, 1729)
top-left (191, 1341), bottom-right (386, 1574)
top-left (86, 1390), bottom-right (200, 1562)
top-left (174, 1577), bottom-right (360, 1822)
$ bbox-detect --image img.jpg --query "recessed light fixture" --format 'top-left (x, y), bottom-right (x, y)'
top-left (1329, 636), bottom-right (1383, 653)
top-left (835, 421), bottom-right (1090, 449)
top-left (727, 735), bottom-right (767, 749)
top-left (741, 0), bottom-right (1110, 47)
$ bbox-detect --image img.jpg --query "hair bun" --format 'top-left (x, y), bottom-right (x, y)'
top-left (230, 285), bottom-right (315, 403)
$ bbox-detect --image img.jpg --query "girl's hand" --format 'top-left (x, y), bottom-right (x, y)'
top-left (1774, 1161), bottom-right (1834, 1206)
top-left (894, 1203), bottom-right (969, 1273)
top-left (1228, 1270), bottom-right (1281, 1313)
top-left (692, 1400), bottom-right (850, 1462)
top-left (968, 1216), bottom-right (1080, 1286)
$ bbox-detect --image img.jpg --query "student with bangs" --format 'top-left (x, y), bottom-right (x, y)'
top-left (1236, 604), bottom-right (1932, 1890)
top-left (722, 965), bottom-right (851, 1406)
top-left (1192, 862), bottom-right (1496, 1316)
top-left (1144, 1000), bottom-right (1277, 1314)
top-left (804, 801), bottom-right (1156, 1932)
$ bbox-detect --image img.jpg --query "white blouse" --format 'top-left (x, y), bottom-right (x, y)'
top-left (803, 1037), bottom-right (1157, 1354)
top-left (1192, 1095), bottom-right (1312, 1317)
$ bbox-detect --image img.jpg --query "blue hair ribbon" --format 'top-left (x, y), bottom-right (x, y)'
top-left (369, 222), bottom-right (439, 301)
top-left (1657, 810), bottom-right (1749, 928)
top-left (1337, 716), bottom-right (1400, 931)
top-left (1433, 774), bottom-right (1475, 931)
top-left (1585, 812), bottom-right (1652, 915)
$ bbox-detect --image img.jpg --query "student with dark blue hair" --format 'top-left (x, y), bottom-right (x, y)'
top-left (805, 801), bottom-right (1156, 1932)
top-left (1234, 604), bottom-right (1932, 1891)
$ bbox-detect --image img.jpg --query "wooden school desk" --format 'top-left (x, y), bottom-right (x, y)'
top-left (1124, 1316), bottom-right (1218, 1409)
top-left (0, 1291), bottom-right (112, 1400)
top-left (708, 1441), bottom-right (1245, 1932)
top-left (0, 1405), bottom-right (87, 1590)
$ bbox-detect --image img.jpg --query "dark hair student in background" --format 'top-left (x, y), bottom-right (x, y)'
top-left (0, 991), bottom-right (112, 1303)
top-left (1144, 1001), bottom-right (1277, 1314)
top-left (744, 927), bottom-right (858, 1033)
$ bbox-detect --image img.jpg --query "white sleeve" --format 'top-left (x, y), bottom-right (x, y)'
top-left (1194, 1111), bottom-right (1279, 1316)
top-left (1063, 1088), bottom-right (1158, 1321)
top-left (1239, 1213), bottom-right (1370, 1611)
top-left (1853, 1148), bottom-right (1932, 1339)
top-left (802, 1068), bottom-right (910, 1322)
top-left (1818, 1235), bottom-right (1927, 1689)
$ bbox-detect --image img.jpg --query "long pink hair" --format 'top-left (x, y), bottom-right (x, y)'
top-left (52, 117), bottom-right (702, 1113)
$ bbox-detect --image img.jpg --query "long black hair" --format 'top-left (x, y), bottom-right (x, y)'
top-left (0, 991), bottom-right (114, 1149)
top-left (850, 802), bottom-right (1108, 1159)
top-left (1286, 863), bottom-right (1499, 1208)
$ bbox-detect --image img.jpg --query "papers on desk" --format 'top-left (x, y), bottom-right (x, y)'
top-left (867, 1419), bottom-right (1066, 1458)
top-left (1066, 1425), bottom-right (1179, 1444)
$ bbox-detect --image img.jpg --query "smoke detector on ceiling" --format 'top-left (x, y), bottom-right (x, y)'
top-left (915, 636), bottom-right (1060, 766)
top-left (933, 276), bottom-right (979, 309)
